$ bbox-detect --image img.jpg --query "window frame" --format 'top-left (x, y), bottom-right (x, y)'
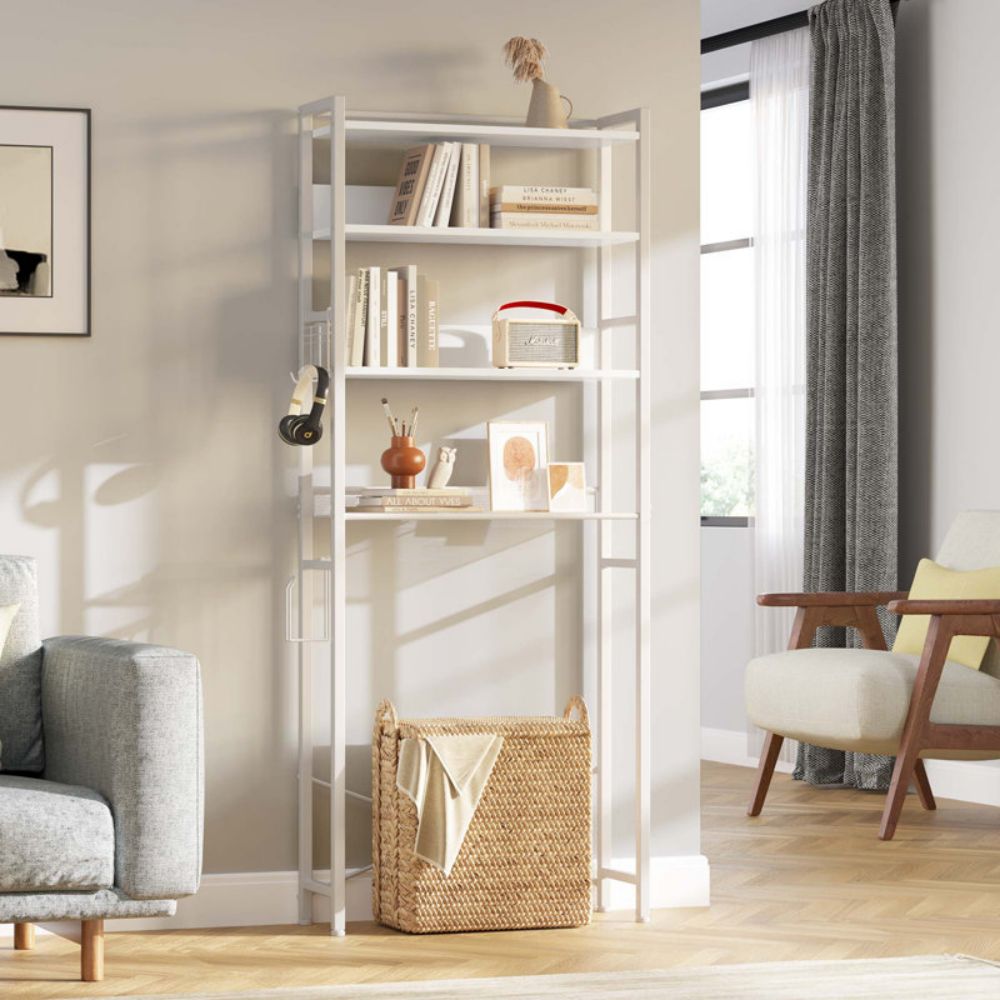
top-left (700, 81), bottom-right (754, 529)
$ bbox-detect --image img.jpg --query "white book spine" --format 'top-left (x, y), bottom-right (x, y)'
top-left (490, 212), bottom-right (600, 231)
top-left (344, 273), bottom-right (358, 364)
top-left (491, 185), bottom-right (598, 206)
top-left (433, 143), bottom-right (461, 227)
top-left (384, 277), bottom-right (398, 367)
top-left (351, 268), bottom-right (368, 367)
top-left (364, 266), bottom-right (381, 366)
top-left (406, 268), bottom-right (418, 366)
top-left (415, 144), bottom-right (450, 228)
top-left (451, 144), bottom-right (478, 228)
top-left (478, 144), bottom-right (490, 228)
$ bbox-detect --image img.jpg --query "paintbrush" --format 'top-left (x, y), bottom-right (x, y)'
top-left (380, 398), bottom-right (399, 436)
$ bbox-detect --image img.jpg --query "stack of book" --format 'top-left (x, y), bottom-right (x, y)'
top-left (346, 266), bottom-right (438, 368)
top-left (388, 143), bottom-right (490, 228)
top-left (349, 487), bottom-right (479, 514)
top-left (489, 186), bottom-right (599, 231)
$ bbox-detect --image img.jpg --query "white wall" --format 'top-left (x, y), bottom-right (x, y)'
top-left (0, 0), bottom-right (700, 880)
top-left (700, 527), bottom-right (754, 732)
top-left (896, 0), bottom-right (1000, 575)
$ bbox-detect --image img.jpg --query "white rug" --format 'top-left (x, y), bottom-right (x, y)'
top-left (99, 955), bottom-right (1000, 999)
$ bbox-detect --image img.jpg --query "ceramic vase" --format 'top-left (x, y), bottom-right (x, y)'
top-left (381, 436), bottom-right (426, 489)
top-left (526, 78), bottom-right (573, 129)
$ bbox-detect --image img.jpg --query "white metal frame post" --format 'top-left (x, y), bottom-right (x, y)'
top-left (295, 104), bottom-right (317, 926)
top-left (595, 140), bottom-right (614, 914)
top-left (327, 95), bottom-right (349, 937)
top-left (634, 107), bottom-right (652, 923)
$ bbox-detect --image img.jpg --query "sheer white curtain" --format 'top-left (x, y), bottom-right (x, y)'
top-left (749, 28), bottom-right (810, 748)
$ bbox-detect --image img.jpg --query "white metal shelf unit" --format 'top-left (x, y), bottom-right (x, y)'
top-left (294, 96), bottom-right (651, 936)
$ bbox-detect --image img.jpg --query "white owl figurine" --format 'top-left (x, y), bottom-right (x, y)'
top-left (427, 446), bottom-right (457, 489)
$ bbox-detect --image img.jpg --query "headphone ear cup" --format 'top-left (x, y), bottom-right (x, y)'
top-left (299, 422), bottom-right (322, 445)
top-left (278, 414), bottom-right (299, 445)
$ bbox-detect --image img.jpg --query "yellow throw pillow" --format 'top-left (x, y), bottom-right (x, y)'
top-left (893, 559), bottom-right (1000, 669)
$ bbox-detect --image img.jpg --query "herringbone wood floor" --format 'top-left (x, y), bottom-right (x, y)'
top-left (4, 761), bottom-right (1000, 998)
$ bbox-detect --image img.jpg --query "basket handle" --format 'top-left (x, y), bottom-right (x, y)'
top-left (563, 696), bottom-right (589, 725)
top-left (374, 698), bottom-right (399, 731)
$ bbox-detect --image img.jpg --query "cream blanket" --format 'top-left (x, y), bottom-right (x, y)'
top-left (396, 734), bottom-right (504, 875)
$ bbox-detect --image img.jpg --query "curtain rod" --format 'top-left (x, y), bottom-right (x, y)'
top-left (701, 0), bottom-right (901, 54)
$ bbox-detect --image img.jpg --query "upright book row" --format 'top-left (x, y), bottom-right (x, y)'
top-left (388, 143), bottom-right (490, 228)
top-left (345, 266), bottom-right (439, 368)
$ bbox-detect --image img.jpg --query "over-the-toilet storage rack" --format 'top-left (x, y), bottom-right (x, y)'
top-left (292, 95), bottom-right (650, 935)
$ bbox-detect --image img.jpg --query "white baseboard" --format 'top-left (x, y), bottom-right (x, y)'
top-left (702, 725), bottom-right (1000, 808)
top-left (701, 726), bottom-right (794, 774)
top-left (923, 758), bottom-right (1000, 808)
top-left (597, 855), bottom-right (710, 912)
top-left (0, 854), bottom-right (709, 938)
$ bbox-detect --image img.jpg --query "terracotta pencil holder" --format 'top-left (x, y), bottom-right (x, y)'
top-left (381, 436), bottom-right (426, 489)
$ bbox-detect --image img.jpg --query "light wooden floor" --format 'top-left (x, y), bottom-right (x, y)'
top-left (5, 761), bottom-right (1000, 998)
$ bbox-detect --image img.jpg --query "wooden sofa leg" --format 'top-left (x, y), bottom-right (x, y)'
top-left (747, 732), bottom-right (784, 816)
top-left (14, 922), bottom-right (35, 950)
top-left (81, 919), bottom-right (104, 982)
top-left (912, 759), bottom-right (936, 811)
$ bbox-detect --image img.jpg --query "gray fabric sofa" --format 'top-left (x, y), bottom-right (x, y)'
top-left (0, 555), bottom-right (203, 981)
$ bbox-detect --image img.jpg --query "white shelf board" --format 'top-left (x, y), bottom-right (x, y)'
top-left (312, 225), bottom-right (638, 248)
top-left (345, 366), bottom-right (639, 382)
top-left (342, 510), bottom-right (638, 522)
top-left (312, 119), bottom-right (638, 149)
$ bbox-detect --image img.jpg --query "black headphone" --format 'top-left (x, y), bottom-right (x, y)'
top-left (278, 365), bottom-right (329, 446)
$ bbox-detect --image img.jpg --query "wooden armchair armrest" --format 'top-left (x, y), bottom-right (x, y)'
top-left (887, 599), bottom-right (1000, 617)
top-left (758, 591), bottom-right (907, 608)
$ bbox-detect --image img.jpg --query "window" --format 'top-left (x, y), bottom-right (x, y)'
top-left (701, 84), bottom-right (754, 525)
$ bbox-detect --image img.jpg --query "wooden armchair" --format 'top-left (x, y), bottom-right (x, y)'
top-left (745, 511), bottom-right (1000, 840)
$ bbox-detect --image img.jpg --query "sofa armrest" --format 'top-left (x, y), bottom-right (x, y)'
top-left (41, 636), bottom-right (203, 901)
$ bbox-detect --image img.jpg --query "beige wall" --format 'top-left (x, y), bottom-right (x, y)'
top-left (0, 0), bottom-right (700, 875)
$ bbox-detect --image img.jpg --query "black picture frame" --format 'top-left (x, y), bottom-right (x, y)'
top-left (0, 105), bottom-right (91, 337)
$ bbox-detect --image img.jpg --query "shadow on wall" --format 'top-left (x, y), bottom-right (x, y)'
top-left (12, 107), bottom-right (301, 873)
top-left (896, 0), bottom-right (933, 579)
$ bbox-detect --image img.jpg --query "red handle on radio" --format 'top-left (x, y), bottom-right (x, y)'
top-left (494, 301), bottom-right (574, 317)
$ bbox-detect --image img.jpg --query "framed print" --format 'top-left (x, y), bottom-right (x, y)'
top-left (487, 421), bottom-right (549, 511)
top-left (0, 106), bottom-right (90, 336)
top-left (547, 462), bottom-right (587, 512)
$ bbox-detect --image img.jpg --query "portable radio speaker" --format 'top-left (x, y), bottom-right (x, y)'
top-left (492, 300), bottom-right (580, 369)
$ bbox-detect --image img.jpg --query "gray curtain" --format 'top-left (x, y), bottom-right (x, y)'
top-left (796, 0), bottom-right (899, 791)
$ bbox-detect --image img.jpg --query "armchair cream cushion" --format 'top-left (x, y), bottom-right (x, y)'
top-left (746, 648), bottom-right (1000, 759)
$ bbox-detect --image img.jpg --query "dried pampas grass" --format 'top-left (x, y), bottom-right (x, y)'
top-left (503, 36), bottom-right (548, 83)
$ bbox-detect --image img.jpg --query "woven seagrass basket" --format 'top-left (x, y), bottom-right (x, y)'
top-left (371, 697), bottom-right (592, 933)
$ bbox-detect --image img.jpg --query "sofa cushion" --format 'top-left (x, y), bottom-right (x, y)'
top-left (0, 556), bottom-right (44, 772)
top-left (0, 775), bottom-right (114, 892)
top-left (746, 647), bottom-right (1000, 757)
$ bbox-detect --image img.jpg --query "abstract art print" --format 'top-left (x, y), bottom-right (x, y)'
top-left (487, 421), bottom-right (549, 511)
top-left (0, 106), bottom-right (89, 336)
top-left (547, 462), bottom-right (587, 512)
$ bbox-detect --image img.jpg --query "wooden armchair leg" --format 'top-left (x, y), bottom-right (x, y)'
top-left (81, 919), bottom-right (104, 982)
top-left (14, 922), bottom-right (35, 950)
top-left (880, 744), bottom-right (922, 841)
top-left (912, 759), bottom-right (936, 811)
top-left (747, 732), bottom-right (784, 817)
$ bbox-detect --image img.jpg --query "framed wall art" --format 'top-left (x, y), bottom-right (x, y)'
top-left (547, 462), bottom-right (587, 512)
top-left (487, 421), bottom-right (549, 511)
top-left (0, 106), bottom-right (90, 336)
